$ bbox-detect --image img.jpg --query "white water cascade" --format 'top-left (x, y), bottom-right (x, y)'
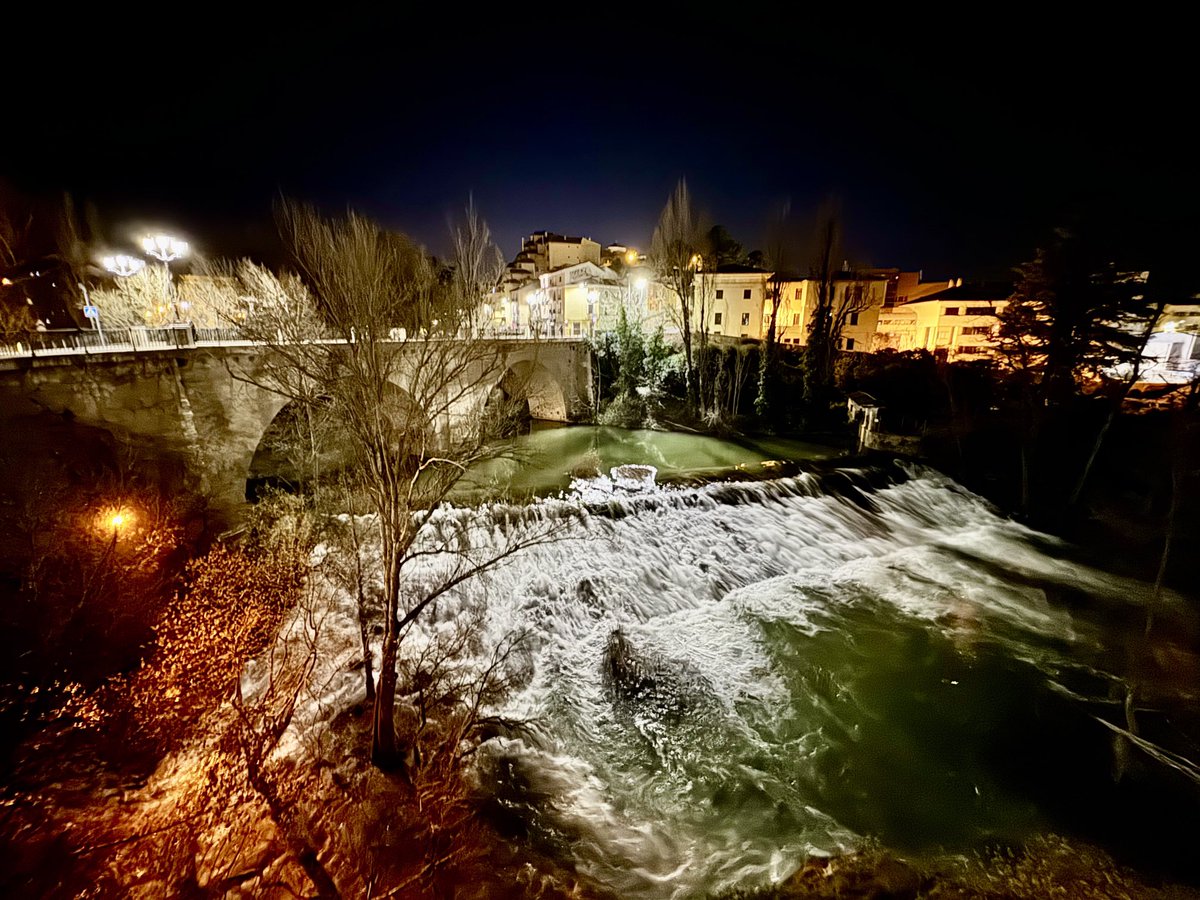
top-left (275, 463), bottom-right (1193, 899)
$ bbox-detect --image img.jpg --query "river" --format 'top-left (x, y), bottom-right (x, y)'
top-left (304, 428), bottom-right (1200, 898)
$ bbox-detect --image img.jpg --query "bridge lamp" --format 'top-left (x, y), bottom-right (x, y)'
top-left (142, 234), bottom-right (189, 263)
top-left (634, 278), bottom-right (648, 291)
top-left (103, 255), bottom-right (146, 277)
top-left (142, 234), bottom-right (189, 323)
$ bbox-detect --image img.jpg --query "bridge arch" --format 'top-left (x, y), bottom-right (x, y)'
top-left (244, 382), bottom-right (430, 500)
top-left (496, 359), bottom-right (567, 423)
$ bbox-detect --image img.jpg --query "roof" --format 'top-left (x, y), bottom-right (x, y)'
top-left (527, 231), bottom-right (593, 245)
top-left (904, 283), bottom-right (1012, 304)
top-left (713, 264), bottom-right (770, 275)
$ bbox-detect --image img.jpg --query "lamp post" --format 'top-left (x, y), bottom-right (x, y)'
top-left (99, 254), bottom-right (149, 339)
top-left (141, 234), bottom-right (189, 322)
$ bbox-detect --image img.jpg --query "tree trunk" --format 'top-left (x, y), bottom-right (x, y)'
top-left (372, 633), bottom-right (398, 765)
top-left (1070, 401), bottom-right (1118, 509)
top-left (372, 543), bottom-right (403, 767)
top-left (680, 323), bottom-right (696, 416)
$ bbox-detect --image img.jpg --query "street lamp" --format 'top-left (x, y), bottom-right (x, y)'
top-left (103, 254), bottom-right (146, 277)
top-left (142, 234), bottom-right (189, 263)
top-left (142, 234), bottom-right (189, 322)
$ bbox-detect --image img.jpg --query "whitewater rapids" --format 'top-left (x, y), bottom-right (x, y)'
top-left (266, 463), bottom-right (1192, 899)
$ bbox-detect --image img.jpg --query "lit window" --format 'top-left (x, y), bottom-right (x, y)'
top-left (741, 312), bottom-right (751, 326)
top-left (792, 313), bottom-right (800, 325)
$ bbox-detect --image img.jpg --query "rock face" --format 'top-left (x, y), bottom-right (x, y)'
top-left (602, 628), bottom-right (717, 725)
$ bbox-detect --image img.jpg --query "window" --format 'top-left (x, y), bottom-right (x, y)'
top-left (962, 326), bottom-right (993, 335)
top-left (572, 322), bottom-right (582, 336)
top-left (849, 312), bottom-right (859, 326)
top-left (846, 338), bottom-right (856, 350)
top-left (743, 289), bottom-right (752, 300)
top-left (714, 312), bottom-right (723, 325)
top-left (945, 307), bottom-right (959, 316)
top-left (792, 313), bottom-right (801, 326)
top-left (966, 306), bottom-right (993, 315)
top-left (741, 312), bottom-right (751, 326)
top-left (715, 289), bottom-right (724, 299)
top-left (794, 288), bottom-right (801, 300)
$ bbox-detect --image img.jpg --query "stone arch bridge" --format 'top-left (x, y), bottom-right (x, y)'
top-left (0, 336), bottom-right (592, 516)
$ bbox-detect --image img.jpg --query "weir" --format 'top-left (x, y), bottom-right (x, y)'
top-left (288, 463), bottom-right (1200, 897)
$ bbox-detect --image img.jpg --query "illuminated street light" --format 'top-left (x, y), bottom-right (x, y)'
top-left (96, 505), bottom-right (135, 540)
top-left (141, 234), bottom-right (189, 322)
top-left (141, 234), bottom-right (189, 263)
top-left (103, 254), bottom-right (146, 277)
top-left (635, 278), bottom-right (648, 291)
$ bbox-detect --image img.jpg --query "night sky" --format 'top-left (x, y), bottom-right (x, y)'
top-left (4, 13), bottom-right (1193, 280)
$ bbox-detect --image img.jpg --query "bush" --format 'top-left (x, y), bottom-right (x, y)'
top-left (598, 391), bottom-right (648, 429)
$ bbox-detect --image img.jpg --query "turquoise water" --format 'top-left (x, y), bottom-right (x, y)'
top-left (458, 424), bottom-right (841, 498)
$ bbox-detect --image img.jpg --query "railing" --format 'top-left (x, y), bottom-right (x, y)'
top-left (0, 324), bottom-right (585, 361)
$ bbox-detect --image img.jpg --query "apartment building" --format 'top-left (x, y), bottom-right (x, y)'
top-left (698, 266), bottom-right (771, 339)
top-left (875, 284), bottom-right (1010, 359)
top-left (767, 273), bottom-right (890, 351)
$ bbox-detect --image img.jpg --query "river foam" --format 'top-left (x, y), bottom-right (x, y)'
top-left (265, 462), bottom-right (1194, 898)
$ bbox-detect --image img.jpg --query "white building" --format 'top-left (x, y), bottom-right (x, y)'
top-left (1127, 302), bottom-right (1200, 384)
top-left (696, 266), bottom-right (771, 339)
top-left (874, 284), bottom-right (1010, 360)
top-left (766, 273), bottom-right (890, 352)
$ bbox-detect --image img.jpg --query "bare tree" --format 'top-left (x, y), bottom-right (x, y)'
top-left (89, 265), bottom-right (178, 327)
top-left (450, 195), bottom-right (504, 336)
top-left (803, 206), bottom-right (873, 405)
top-left (756, 202), bottom-right (795, 419)
top-left (651, 180), bottom-right (707, 415)
top-left (0, 298), bottom-right (35, 339)
top-left (217, 200), bottom-right (562, 770)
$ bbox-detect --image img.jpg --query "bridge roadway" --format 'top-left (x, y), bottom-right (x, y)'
top-left (0, 325), bottom-right (593, 516)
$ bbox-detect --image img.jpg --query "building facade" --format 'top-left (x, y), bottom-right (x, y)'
top-left (765, 274), bottom-right (890, 352)
top-left (872, 284), bottom-right (1009, 360)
